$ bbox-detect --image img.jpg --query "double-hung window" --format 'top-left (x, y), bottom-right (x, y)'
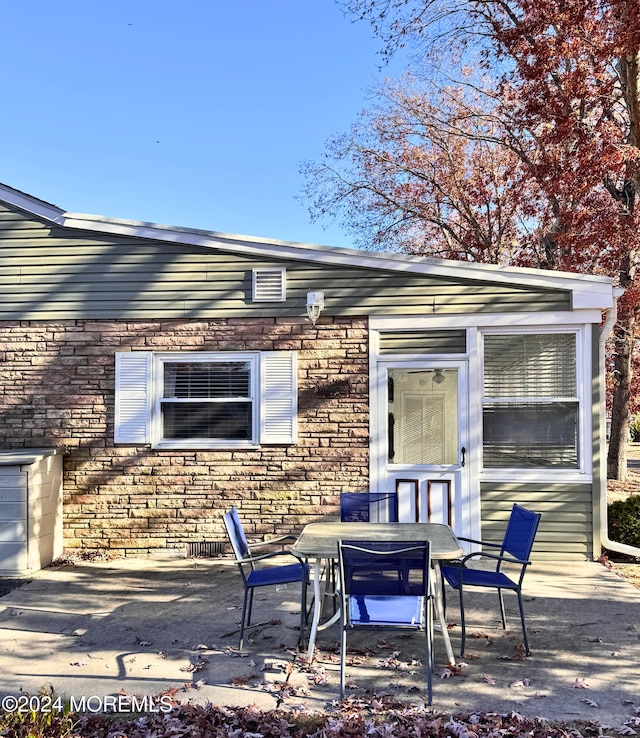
top-left (114, 350), bottom-right (297, 448)
top-left (482, 332), bottom-right (580, 469)
top-left (161, 358), bottom-right (256, 444)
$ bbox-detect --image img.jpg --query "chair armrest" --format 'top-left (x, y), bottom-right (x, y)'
top-left (458, 550), bottom-right (531, 568)
top-left (248, 534), bottom-right (297, 550)
top-left (456, 536), bottom-right (502, 549)
top-left (239, 549), bottom-right (302, 566)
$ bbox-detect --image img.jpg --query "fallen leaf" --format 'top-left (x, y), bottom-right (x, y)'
top-left (440, 663), bottom-right (467, 679)
top-left (581, 697), bottom-right (598, 708)
top-left (483, 675), bottom-right (496, 685)
top-left (618, 726), bottom-right (637, 736)
top-left (573, 677), bottom-right (590, 689)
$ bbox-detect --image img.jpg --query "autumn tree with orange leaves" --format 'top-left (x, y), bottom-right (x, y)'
top-left (304, 0), bottom-right (640, 479)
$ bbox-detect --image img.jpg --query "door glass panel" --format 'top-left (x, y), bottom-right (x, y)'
top-left (388, 369), bottom-right (458, 464)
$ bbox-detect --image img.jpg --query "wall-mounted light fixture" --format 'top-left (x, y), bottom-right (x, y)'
top-left (306, 291), bottom-right (325, 326)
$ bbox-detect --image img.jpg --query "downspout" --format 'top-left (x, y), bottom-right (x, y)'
top-left (599, 288), bottom-right (640, 557)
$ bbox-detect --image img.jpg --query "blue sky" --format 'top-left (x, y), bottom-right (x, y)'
top-left (0, 1), bottom-right (405, 248)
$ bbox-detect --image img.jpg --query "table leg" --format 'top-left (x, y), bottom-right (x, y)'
top-left (306, 557), bottom-right (322, 661)
top-left (306, 557), bottom-right (342, 662)
top-left (432, 561), bottom-right (456, 666)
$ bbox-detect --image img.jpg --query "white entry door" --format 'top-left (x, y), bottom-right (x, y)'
top-left (373, 360), bottom-right (473, 539)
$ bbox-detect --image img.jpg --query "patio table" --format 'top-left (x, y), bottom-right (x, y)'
top-left (292, 521), bottom-right (463, 664)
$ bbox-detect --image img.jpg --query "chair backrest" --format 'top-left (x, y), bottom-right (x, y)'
top-left (223, 506), bottom-right (250, 563)
top-left (340, 492), bottom-right (398, 523)
top-left (501, 504), bottom-right (542, 563)
top-left (338, 540), bottom-right (430, 599)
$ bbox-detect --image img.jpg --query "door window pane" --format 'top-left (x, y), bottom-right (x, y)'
top-left (388, 369), bottom-right (458, 464)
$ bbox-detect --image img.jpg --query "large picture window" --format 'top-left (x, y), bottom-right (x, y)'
top-left (114, 350), bottom-right (297, 448)
top-left (482, 333), bottom-right (579, 468)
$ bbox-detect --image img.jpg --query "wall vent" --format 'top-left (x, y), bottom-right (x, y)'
top-left (186, 541), bottom-right (226, 558)
top-left (252, 268), bottom-right (286, 302)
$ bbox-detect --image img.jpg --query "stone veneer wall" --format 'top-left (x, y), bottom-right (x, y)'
top-left (0, 317), bottom-right (369, 554)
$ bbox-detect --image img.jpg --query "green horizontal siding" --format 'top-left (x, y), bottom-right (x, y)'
top-left (0, 204), bottom-right (572, 320)
top-left (379, 330), bottom-right (467, 354)
top-left (479, 482), bottom-right (594, 560)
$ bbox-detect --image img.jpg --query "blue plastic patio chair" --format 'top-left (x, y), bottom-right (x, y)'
top-left (441, 503), bottom-right (542, 656)
top-left (337, 539), bottom-right (433, 703)
top-left (223, 506), bottom-right (309, 649)
top-left (340, 492), bottom-right (398, 522)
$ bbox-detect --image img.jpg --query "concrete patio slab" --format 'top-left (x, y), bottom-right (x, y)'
top-left (0, 555), bottom-right (638, 729)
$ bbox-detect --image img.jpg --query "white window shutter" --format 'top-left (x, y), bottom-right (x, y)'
top-left (260, 351), bottom-right (298, 444)
top-left (114, 352), bottom-right (152, 444)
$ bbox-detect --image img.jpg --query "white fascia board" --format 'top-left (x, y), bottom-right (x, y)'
top-left (58, 211), bottom-right (613, 303)
top-left (371, 310), bottom-right (604, 330)
top-left (0, 182), bottom-right (65, 223)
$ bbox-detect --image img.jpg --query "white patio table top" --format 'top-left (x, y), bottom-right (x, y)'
top-left (292, 521), bottom-right (464, 663)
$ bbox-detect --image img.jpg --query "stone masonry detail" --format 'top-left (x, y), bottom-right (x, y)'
top-left (0, 318), bottom-right (369, 554)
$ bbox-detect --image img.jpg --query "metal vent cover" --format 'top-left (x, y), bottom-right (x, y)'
top-left (252, 268), bottom-right (286, 302)
top-left (186, 541), bottom-right (226, 558)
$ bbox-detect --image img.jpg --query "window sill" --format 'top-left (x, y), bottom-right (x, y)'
top-left (480, 469), bottom-right (593, 484)
top-left (152, 441), bottom-right (260, 451)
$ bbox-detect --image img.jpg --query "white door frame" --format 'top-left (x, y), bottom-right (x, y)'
top-left (371, 357), bottom-right (479, 542)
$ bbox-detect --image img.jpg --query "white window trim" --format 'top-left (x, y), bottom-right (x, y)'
top-left (114, 350), bottom-right (297, 449)
top-left (478, 326), bottom-right (592, 482)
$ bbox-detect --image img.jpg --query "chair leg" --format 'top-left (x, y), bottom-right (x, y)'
top-left (425, 598), bottom-right (433, 704)
top-left (246, 587), bottom-right (254, 626)
top-left (339, 623), bottom-right (347, 700)
top-left (516, 589), bottom-right (531, 655)
top-left (441, 575), bottom-right (447, 616)
top-left (497, 587), bottom-right (507, 629)
top-left (299, 578), bottom-right (308, 644)
top-left (458, 586), bottom-right (467, 657)
top-left (239, 587), bottom-right (250, 650)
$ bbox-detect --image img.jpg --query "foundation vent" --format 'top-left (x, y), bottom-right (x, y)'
top-left (186, 541), bottom-right (227, 558)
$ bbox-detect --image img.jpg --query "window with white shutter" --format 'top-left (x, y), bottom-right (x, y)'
top-left (114, 350), bottom-right (297, 448)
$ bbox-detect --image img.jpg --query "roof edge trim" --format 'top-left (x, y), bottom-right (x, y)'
top-left (0, 183), bottom-right (65, 223)
top-left (60, 211), bottom-right (615, 296)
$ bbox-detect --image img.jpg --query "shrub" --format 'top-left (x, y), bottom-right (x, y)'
top-left (608, 495), bottom-right (640, 549)
top-left (629, 414), bottom-right (640, 442)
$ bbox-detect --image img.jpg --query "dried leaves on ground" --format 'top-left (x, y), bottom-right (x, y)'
top-left (0, 696), bottom-right (630, 738)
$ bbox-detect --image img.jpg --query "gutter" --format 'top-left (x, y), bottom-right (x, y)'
top-left (599, 288), bottom-right (640, 558)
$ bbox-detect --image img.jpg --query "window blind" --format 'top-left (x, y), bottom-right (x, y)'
top-left (484, 334), bottom-right (576, 397)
